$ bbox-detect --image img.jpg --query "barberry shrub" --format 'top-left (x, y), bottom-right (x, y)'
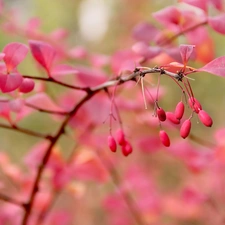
top-left (0, 1), bottom-right (225, 225)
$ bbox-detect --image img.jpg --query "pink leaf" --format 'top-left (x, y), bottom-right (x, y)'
top-left (29, 40), bottom-right (56, 74)
top-left (208, 0), bottom-right (223, 11)
top-left (3, 42), bottom-right (29, 73)
top-left (25, 17), bottom-right (41, 37)
top-left (50, 28), bottom-right (69, 41)
top-left (0, 74), bottom-right (7, 89)
top-left (198, 56), bottom-right (225, 76)
top-left (179, 44), bottom-right (195, 64)
top-left (51, 64), bottom-right (78, 76)
top-left (75, 66), bottom-right (107, 86)
top-left (26, 92), bottom-right (67, 112)
top-left (132, 42), bottom-right (161, 59)
top-left (19, 78), bottom-right (35, 93)
top-left (208, 14), bottom-right (225, 35)
top-left (111, 50), bottom-right (140, 75)
top-left (182, 0), bottom-right (207, 12)
top-left (1, 73), bottom-right (23, 93)
top-left (9, 98), bottom-right (24, 112)
top-left (0, 53), bottom-right (5, 60)
top-left (68, 46), bottom-right (88, 59)
top-left (132, 22), bottom-right (159, 43)
top-left (0, 100), bottom-right (10, 121)
top-left (152, 6), bottom-right (181, 30)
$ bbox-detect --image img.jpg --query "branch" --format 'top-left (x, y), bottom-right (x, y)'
top-left (22, 75), bottom-right (89, 92)
top-left (25, 103), bottom-right (69, 115)
top-left (0, 192), bottom-right (25, 207)
top-left (159, 19), bottom-right (208, 46)
top-left (21, 92), bottom-right (97, 225)
top-left (21, 67), bottom-right (180, 225)
top-left (0, 123), bottom-right (52, 139)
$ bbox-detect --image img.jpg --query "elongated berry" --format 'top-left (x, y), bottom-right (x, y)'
top-left (188, 97), bottom-right (202, 113)
top-left (157, 107), bottom-right (166, 121)
top-left (121, 141), bottom-right (133, 156)
top-left (159, 130), bottom-right (170, 147)
top-left (180, 119), bottom-right (191, 139)
top-left (166, 112), bottom-right (180, 124)
top-left (198, 110), bottom-right (213, 127)
top-left (108, 135), bottom-right (117, 152)
top-left (116, 129), bottom-right (126, 145)
top-left (175, 101), bottom-right (184, 120)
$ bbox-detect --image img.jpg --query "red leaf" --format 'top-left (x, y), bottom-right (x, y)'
top-left (0, 74), bottom-right (7, 89)
top-left (198, 56), bottom-right (225, 76)
top-left (51, 64), bottom-right (78, 77)
top-left (29, 40), bottom-right (56, 75)
top-left (9, 98), bottom-right (24, 112)
top-left (0, 53), bottom-right (5, 60)
top-left (152, 6), bottom-right (181, 30)
top-left (75, 66), bottom-right (107, 86)
top-left (208, 0), bottom-right (223, 11)
top-left (208, 14), bottom-right (225, 35)
top-left (179, 44), bottom-right (195, 65)
top-left (3, 42), bottom-right (29, 73)
top-left (1, 73), bottom-right (23, 93)
top-left (26, 93), bottom-right (67, 112)
top-left (181, 0), bottom-right (207, 12)
top-left (132, 42), bottom-right (161, 60)
top-left (132, 22), bottom-right (159, 43)
top-left (0, 100), bottom-right (10, 121)
top-left (111, 50), bottom-right (140, 75)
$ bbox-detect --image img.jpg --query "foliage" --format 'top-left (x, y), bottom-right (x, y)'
top-left (0, 0), bottom-right (225, 225)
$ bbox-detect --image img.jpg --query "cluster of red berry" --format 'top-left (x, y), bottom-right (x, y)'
top-left (108, 129), bottom-right (133, 156)
top-left (158, 97), bottom-right (213, 147)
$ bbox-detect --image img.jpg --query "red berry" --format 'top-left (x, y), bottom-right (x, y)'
top-left (180, 119), bottom-right (192, 139)
top-left (159, 130), bottom-right (170, 147)
top-left (121, 141), bottom-right (133, 156)
top-left (166, 112), bottom-right (180, 124)
top-left (116, 129), bottom-right (126, 145)
top-left (19, 78), bottom-right (35, 93)
top-left (108, 135), bottom-right (117, 152)
top-left (198, 110), bottom-right (213, 127)
top-left (188, 97), bottom-right (202, 113)
top-left (157, 107), bottom-right (166, 121)
top-left (175, 101), bottom-right (184, 120)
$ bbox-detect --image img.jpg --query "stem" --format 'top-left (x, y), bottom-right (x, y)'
top-left (20, 67), bottom-right (182, 225)
top-left (21, 92), bottom-right (97, 225)
top-left (22, 75), bottom-right (89, 91)
top-left (0, 192), bottom-right (25, 207)
top-left (0, 123), bottom-right (51, 139)
top-left (158, 19), bottom-right (208, 46)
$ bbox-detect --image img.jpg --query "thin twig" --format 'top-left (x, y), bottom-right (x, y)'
top-left (0, 123), bottom-right (52, 139)
top-left (0, 192), bottom-right (25, 207)
top-left (20, 68), bottom-right (186, 225)
top-left (159, 19), bottom-right (208, 46)
top-left (22, 75), bottom-right (89, 91)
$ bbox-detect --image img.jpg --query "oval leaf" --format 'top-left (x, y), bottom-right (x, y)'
top-left (3, 42), bottom-right (29, 73)
top-left (29, 40), bottom-right (56, 75)
top-left (198, 56), bottom-right (225, 76)
top-left (51, 64), bottom-right (78, 77)
top-left (26, 92), bottom-right (66, 112)
top-left (208, 14), bottom-right (225, 35)
top-left (1, 73), bottom-right (23, 93)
